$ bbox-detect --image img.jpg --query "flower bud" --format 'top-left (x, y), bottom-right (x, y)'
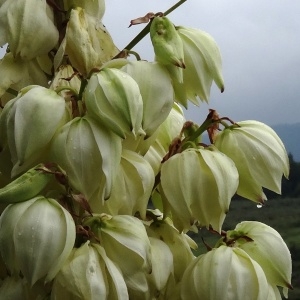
top-left (121, 61), bottom-right (174, 136)
top-left (174, 26), bottom-right (224, 106)
top-left (3, 85), bottom-right (70, 176)
top-left (51, 241), bottom-right (129, 300)
top-left (101, 149), bottom-right (155, 219)
top-left (50, 116), bottom-right (122, 203)
top-left (84, 214), bottom-right (152, 292)
top-left (160, 146), bottom-right (239, 232)
top-left (227, 221), bottom-right (292, 297)
top-left (84, 68), bottom-right (144, 138)
top-left (55, 8), bottom-right (118, 76)
top-left (0, 196), bottom-right (76, 285)
top-left (0, 0), bottom-right (59, 60)
top-left (214, 120), bottom-right (289, 203)
top-left (150, 16), bottom-right (185, 69)
top-left (181, 245), bottom-right (270, 300)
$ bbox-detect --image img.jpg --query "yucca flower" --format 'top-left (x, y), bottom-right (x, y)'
top-left (214, 120), bottom-right (289, 203)
top-left (226, 221), bottom-right (292, 297)
top-left (0, 0), bottom-right (59, 60)
top-left (50, 116), bottom-right (122, 203)
top-left (181, 245), bottom-right (270, 300)
top-left (0, 196), bottom-right (76, 285)
top-left (84, 68), bottom-right (144, 138)
top-left (51, 241), bottom-right (129, 300)
top-left (0, 85), bottom-right (70, 176)
top-left (172, 26), bottom-right (224, 107)
top-left (160, 146), bottom-right (239, 232)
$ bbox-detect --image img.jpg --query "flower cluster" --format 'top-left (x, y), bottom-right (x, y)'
top-left (0, 0), bottom-right (292, 299)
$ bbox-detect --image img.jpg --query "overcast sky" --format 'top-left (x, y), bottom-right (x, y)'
top-left (104, 0), bottom-right (300, 126)
top-left (1, 1), bottom-right (299, 126)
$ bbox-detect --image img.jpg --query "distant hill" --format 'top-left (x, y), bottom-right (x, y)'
top-left (272, 123), bottom-right (300, 162)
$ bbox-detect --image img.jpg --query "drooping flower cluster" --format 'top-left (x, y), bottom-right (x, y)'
top-left (0, 0), bottom-right (292, 299)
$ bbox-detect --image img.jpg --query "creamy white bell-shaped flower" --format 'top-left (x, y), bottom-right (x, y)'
top-left (50, 116), bottom-right (122, 202)
top-left (0, 196), bottom-right (76, 285)
top-left (0, 0), bottom-right (59, 60)
top-left (147, 219), bottom-right (196, 282)
top-left (173, 26), bottom-right (224, 107)
top-left (55, 8), bottom-right (118, 76)
top-left (100, 149), bottom-right (155, 219)
top-left (63, 0), bottom-right (105, 20)
top-left (84, 214), bottom-right (152, 292)
top-left (181, 245), bottom-right (270, 300)
top-left (145, 103), bottom-right (185, 175)
top-left (51, 241), bottom-right (129, 300)
top-left (121, 61), bottom-right (174, 136)
top-left (3, 85), bottom-right (70, 176)
top-left (84, 68), bottom-right (144, 138)
top-left (160, 146), bottom-right (239, 232)
top-left (0, 53), bottom-right (48, 102)
top-left (214, 120), bottom-right (289, 203)
top-left (227, 221), bottom-right (292, 297)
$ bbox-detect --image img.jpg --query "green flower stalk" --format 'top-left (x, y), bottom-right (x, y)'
top-left (0, 196), bottom-right (76, 285)
top-left (214, 120), bottom-right (289, 203)
top-left (0, 164), bottom-right (53, 204)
